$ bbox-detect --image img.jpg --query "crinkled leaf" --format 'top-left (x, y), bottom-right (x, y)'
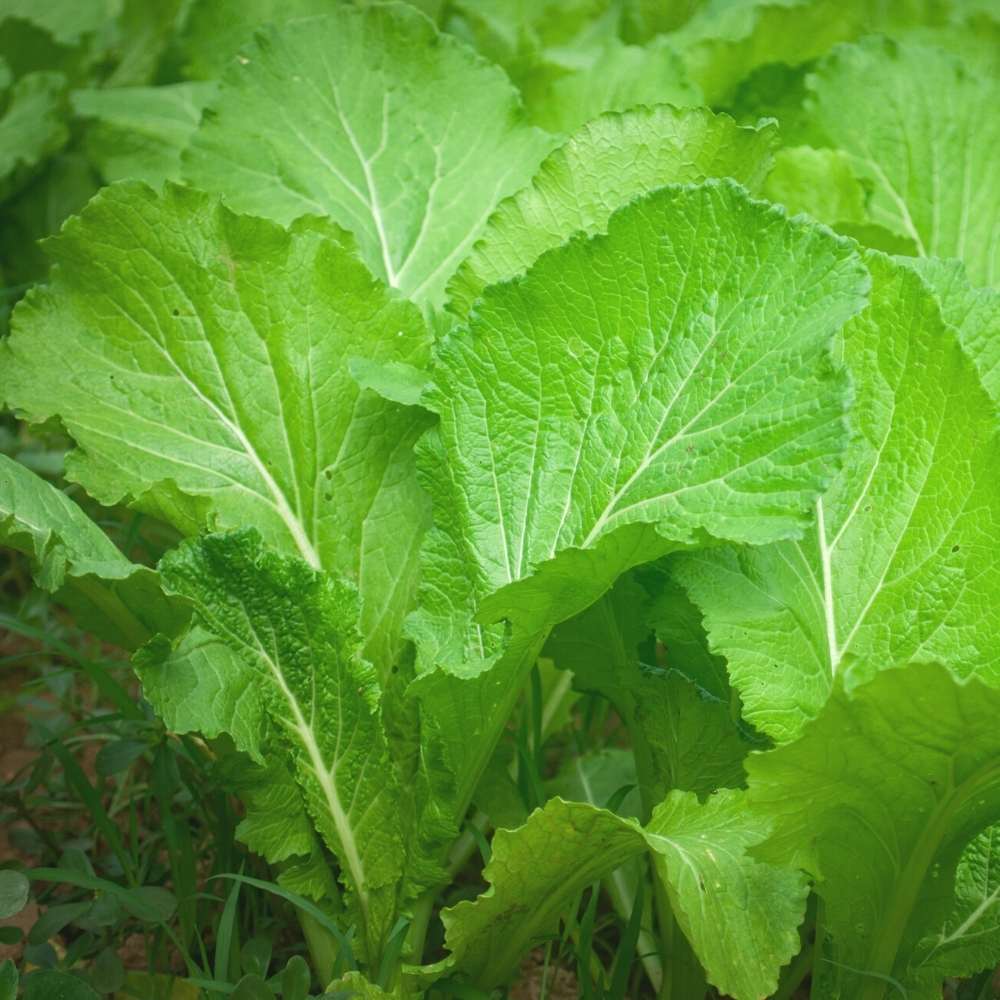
top-left (3, 182), bottom-right (431, 677)
top-left (0, 454), bottom-right (186, 647)
top-left (183, 4), bottom-right (554, 306)
top-left (804, 37), bottom-right (1000, 285)
top-left (73, 82), bottom-right (216, 187)
top-left (449, 105), bottom-right (778, 314)
top-left (429, 180), bottom-right (865, 644)
top-left (155, 531), bottom-right (404, 959)
top-left (674, 253), bottom-right (1000, 743)
top-left (748, 663), bottom-right (1000, 999)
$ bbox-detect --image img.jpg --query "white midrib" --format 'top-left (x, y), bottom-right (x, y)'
top-left (816, 498), bottom-right (841, 674)
top-left (255, 640), bottom-right (369, 921)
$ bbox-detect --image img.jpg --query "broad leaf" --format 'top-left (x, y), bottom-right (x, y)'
top-left (427, 179), bottom-right (865, 644)
top-left (183, 4), bottom-right (554, 306)
top-left (674, 253), bottom-right (1000, 742)
top-left (3, 182), bottom-right (431, 677)
top-left (748, 663), bottom-right (1000, 999)
top-left (153, 531), bottom-right (403, 960)
top-left (804, 37), bottom-right (1000, 285)
top-left (449, 105), bottom-right (778, 314)
top-left (0, 454), bottom-right (186, 647)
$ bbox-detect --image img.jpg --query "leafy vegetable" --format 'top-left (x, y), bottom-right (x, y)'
top-left (2, 2), bottom-right (999, 998)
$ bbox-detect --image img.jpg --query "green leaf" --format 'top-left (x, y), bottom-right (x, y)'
top-left (183, 4), bottom-right (554, 306)
top-left (0, 959), bottom-right (16, 1000)
top-left (29, 868), bottom-right (175, 924)
top-left (426, 179), bottom-right (865, 645)
top-left (0, 0), bottom-right (119, 47)
top-left (430, 799), bottom-right (647, 990)
top-left (21, 971), bottom-right (100, 1000)
top-left (547, 577), bottom-right (750, 805)
top-left (763, 145), bottom-right (868, 228)
top-left (0, 870), bottom-right (29, 919)
top-left (0, 71), bottom-right (68, 201)
top-left (231, 974), bottom-right (272, 1000)
top-left (157, 531), bottom-right (404, 960)
top-left (431, 794), bottom-right (804, 999)
top-left (525, 36), bottom-right (700, 135)
top-left (913, 824), bottom-right (1000, 989)
top-left (177, 0), bottom-right (334, 80)
top-left (674, 253), bottom-right (1000, 743)
top-left (907, 257), bottom-right (1000, 406)
top-left (804, 36), bottom-right (1000, 285)
top-left (135, 630), bottom-right (264, 759)
top-left (747, 663), bottom-right (1000, 999)
top-left (645, 789), bottom-right (807, 1000)
top-left (0, 455), bottom-right (187, 649)
top-left (3, 182), bottom-right (431, 678)
top-left (73, 82), bottom-right (217, 187)
top-left (448, 105), bottom-right (778, 315)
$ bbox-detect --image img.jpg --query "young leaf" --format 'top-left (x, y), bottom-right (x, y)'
top-left (183, 3), bottom-right (555, 306)
top-left (0, 454), bottom-right (187, 647)
top-left (449, 105), bottom-right (778, 314)
top-left (674, 253), bottom-right (1000, 742)
top-left (748, 663), bottom-right (1000, 999)
top-left (3, 182), bottom-right (431, 678)
top-left (804, 37), bottom-right (1000, 285)
top-left (155, 531), bottom-right (404, 960)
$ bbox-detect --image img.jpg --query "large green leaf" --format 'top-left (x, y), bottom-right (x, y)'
top-left (3, 182), bottom-right (431, 678)
top-left (426, 180), bottom-right (865, 646)
top-left (183, 3), bottom-right (554, 306)
top-left (673, 253), bottom-right (1000, 742)
top-left (431, 794), bottom-right (805, 999)
top-left (153, 531), bottom-right (403, 960)
top-left (748, 663), bottom-right (1000, 999)
top-left (804, 37), bottom-right (1000, 286)
top-left (0, 454), bottom-right (186, 647)
top-left (449, 105), bottom-right (778, 315)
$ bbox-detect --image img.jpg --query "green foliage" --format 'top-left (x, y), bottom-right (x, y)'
top-left (1, 1), bottom-right (999, 998)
